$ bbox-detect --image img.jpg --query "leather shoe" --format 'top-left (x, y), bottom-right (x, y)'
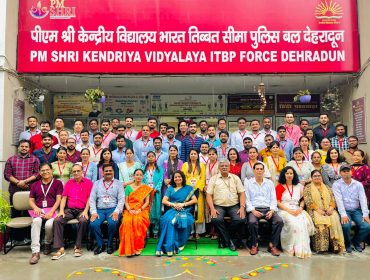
top-left (270, 246), bottom-right (281, 256)
top-left (43, 244), bottom-right (52, 255)
top-left (229, 241), bottom-right (236, 251)
top-left (250, 246), bottom-right (258, 255)
top-left (29, 252), bottom-right (40, 265)
top-left (107, 247), bottom-right (114, 254)
top-left (354, 245), bottom-right (363, 253)
top-left (94, 246), bottom-right (104, 255)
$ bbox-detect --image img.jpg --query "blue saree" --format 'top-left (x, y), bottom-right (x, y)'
top-left (155, 185), bottom-right (195, 255)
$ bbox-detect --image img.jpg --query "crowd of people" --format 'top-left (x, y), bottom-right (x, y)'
top-left (4, 112), bottom-right (370, 264)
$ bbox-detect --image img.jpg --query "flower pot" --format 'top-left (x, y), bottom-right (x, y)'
top-left (299, 95), bottom-right (311, 103)
top-left (98, 96), bottom-right (106, 103)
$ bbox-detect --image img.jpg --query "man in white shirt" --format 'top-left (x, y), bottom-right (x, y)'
top-left (124, 117), bottom-right (138, 142)
top-left (260, 117), bottom-right (277, 139)
top-left (199, 142), bottom-right (210, 165)
top-left (230, 117), bottom-right (249, 152)
top-left (249, 119), bottom-right (265, 151)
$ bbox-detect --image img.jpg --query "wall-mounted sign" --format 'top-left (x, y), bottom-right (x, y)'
top-left (104, 95), bottom-right (149, 117)
top-left (352, 97), bottom-right (366, 143)
top-left (151, 95), bottom-right (226, 116)
top-left (13, 99), bottom-right (25, 145)
top-left (18, 0), bottom-right (359, 73)
top-left (228, 94), bottom-right (275, 115)
top-left (54, 94), bottom-right (101, 117)
top-left (276, 94), bottom-right (320, 114)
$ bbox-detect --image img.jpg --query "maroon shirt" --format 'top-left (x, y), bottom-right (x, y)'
top-left (29, 179), bottom-right (63, 208)
top-left (66, 150), bottom-right (81, 163)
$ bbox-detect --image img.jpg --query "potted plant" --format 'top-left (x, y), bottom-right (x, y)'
top-left (322, 87), bottom-right (342, 115)
top-left (0, 191), bottom-right (11, 250)
top-left (294, 89), bottom-right (311, 103)
top-left (85, 88), bottom-right (106, 105)
top-left (24, 88), bottom-right (48, 107)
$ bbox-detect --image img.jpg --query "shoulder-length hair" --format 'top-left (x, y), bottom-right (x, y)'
top-left (278, 166), bottom-right (300, 185)
top-left (99, 148), bottom-right (113, 165)
top-left (170, 170), bottom-right (186, 187)
top-left (227, 148), bottom-right (240, 163)
top-left (187, 149), bottom-right (201, 174)
top-left (325, 147), bottom-right (344, 163)
top-left (144, 151), bottom-right (159, 171)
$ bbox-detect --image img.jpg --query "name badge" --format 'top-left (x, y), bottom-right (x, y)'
top-left (288, 202), bottom-right (297, 210)
top-left (42, 200), bottom-right (47, 208)
top-left (148, 183), bottom-right (154, 188)
top-left (190, 178), bottom-right (197, 187)
top-left (103, 196), bottom-right (111, 203)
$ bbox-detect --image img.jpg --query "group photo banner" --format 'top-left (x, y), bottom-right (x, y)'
top-left (18, 0), bottom-right (359, 73)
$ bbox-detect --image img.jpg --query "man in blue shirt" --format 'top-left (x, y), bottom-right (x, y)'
top-left (180, 122), bottom-right (204, 162)
top-left (162, 126), bottom-right (181, 154)
top-left (333, 165), bottom-right (370, 253)
top-left (33, 133), bottom-right (57, 164)
top-left (276, 126), bottom-right (294, 161)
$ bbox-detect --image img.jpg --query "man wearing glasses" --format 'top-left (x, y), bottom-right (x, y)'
top-left (51, 164), bottom-right (93, 260)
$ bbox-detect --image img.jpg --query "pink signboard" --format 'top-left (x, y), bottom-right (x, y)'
top-left (17, 0), bottom-right (359, 73)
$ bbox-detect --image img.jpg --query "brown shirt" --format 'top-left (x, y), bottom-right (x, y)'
top-left (207, 173), bottom-right (244, 207)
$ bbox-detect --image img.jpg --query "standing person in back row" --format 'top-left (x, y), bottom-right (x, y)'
top-left (230, 117), bottom-right (249, 152)
top-left (136, 117), bottom-right (160, 139)
top-left (124, 117), bottom-right (138, 142)
top-left (180, 122), bottom-right (204, 162)
top-left (313, 114), bottom-right (336, 147)
top-left (330, 124), bottom-right (349, 154)
top-left (283, 112), bottom-right (302, 147)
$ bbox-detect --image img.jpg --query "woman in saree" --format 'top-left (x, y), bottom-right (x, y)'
top-left (351, 149), bottom-right (370, 207)
top-left (162, 145), bottom-right (184, 197)
top-left (118, 148), bottom-right (142, 187)
top-left (142, 151), bottom-right (164, 239)
top-left (155, 171), bottom-right (197, 257)
top-left (303, 170), bottom-right (345, 254)
top-left (118, 169), bottom-right (153, 257)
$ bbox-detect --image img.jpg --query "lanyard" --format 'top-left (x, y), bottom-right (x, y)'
top-left (252, 133), bottom-right (260, 140)
top-left (271, 156), bottom-right (280, 171)
top-left (285, 184), bottom-right (294, 199)
top-left (191, 165), bottom-right (197, 177)
top-left (92, 147), bottom-right (102, 156)
top-left (58, 162), bottom-right (66, 176)
top-left (302, 150), bottom-right (310, 161)
top-left (351, 165), bottom-right (364, 175)
top-left (189, 137), bottom-right (197, 147)
top-left (82, 162), bottom-right (89, 177)
top-left (280, 140), bottom-right (287, 150)
top-left (322, 128), bottom-right (329, 137)
top-left (103, 132), bottom-right (111, 142)
top-left (125, 130), bottom-right (132, 139)
top-left (221, 147), bottom-right (227, 157)
top-left (103, 180), bottom-right (114, 192)
top-left (208, 161), bottom-right (217, 174)
top-left (331, 163), bottom-right (339, 176)
top-left (295, 160), bottom-right (303, 173)
top-left (74, 134), bottom-right (81, 143)
top-left (142, 139), bottom-right (149, 147)
top-left (338, 138), bottom-right (344, 149)
top-left (43, 150), bottom-right (52, 162)
top-left (286, 126), bottom-right (294, 137)
top-left (201, 155), bottom-right (209, 165)
top-left (155, 152), bottom-right (162, 162)
top-left (239, 130), bottom-right (246, 139)
top-left (41, 179), bottom-right (54, 199)
top-left (148, 167), bottom-right (154, 181)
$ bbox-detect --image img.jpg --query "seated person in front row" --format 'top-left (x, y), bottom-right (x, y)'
top-left (89, 163), bottom-right (125, 255)
top-left (155, 170), bottom-right (198, 257)
top-left (244, 162), bottom-right (284, 256)
top-left (29, 163), bottom-right (63, 265)
top-left (206, 159), bottom-right (246, 251)
top-left (333, 164), bottom-right (370, 253)
top-left (51, 164), bottom-right (93, 260)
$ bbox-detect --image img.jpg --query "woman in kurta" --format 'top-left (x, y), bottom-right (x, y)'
top-left (155, 171), bottom-right (198, 257)
top-left (181, 149), bottom-right (206, 238)
top-left (275, 166), bottom-right (314, 258)
top-left (76, 148), bottom-right (97, 182)
top-left (299, 136), bottom-right (314, 162)
top-left (351, 149), bottom-right (370, 207)
top-left (303, 170), bottom-right (345, 254)
top-left (96, 148), bottom-right (119, 180)
top-left (142, 151), bottom-right (164, 238)
top-left (228, 148), bottom-right (242, 178)
top-left (118, 169), bottom-right (153, 257)
top-left (51, 147), bottom-right (73, 184)
top-left (162, 145), bottom-right (184, 197)
top-left (287, 147), bottom-right (314, 186)
top-left (241, 147), bottom-right (270, 183)
top-left (321, 147), bottom-right (346, 188)
top-left (264, 141), bottom-right (286, 186)
top-left (304, 128), bottom-right (319, 150)
top-left (317, 137), bottom-right (332, 165)
top-left (118, 148), bottom-right (142, 187)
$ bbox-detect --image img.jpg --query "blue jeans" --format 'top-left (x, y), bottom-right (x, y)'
top-left (341, 209), bottom-right (370, 248)
top-left (90, 208), bottom-right (119, 247)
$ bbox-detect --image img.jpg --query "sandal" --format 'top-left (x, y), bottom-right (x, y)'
top-left (74, 247), bottom-right (82, 257)
top-left (211, 235), bottom-right (218, 240)
top-left (155, 251), bottom-right (162, 257)
top-left (51, 249), bottom-right (65, 260)
top-left (195, 234), bottom-right (201, 240)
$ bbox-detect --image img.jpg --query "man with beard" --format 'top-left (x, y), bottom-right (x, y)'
top-left (136, 117), bottom-right (160, 139)
top-left (283, 112), bottom-right (302, 147)
top-left (206, 125), bottom-right (221, 148)
top-left (71, 120), bottom-right (84, 145)
top-left (299, 119), bottom-right (310, 135)
top-left (19, 116), bottom-right (41, 141)
top-left (101, 119), bottom-right (116, 148)
top-left (109, 125), bottom-right (133, 151)
top-left (112, 135), bottom-right (128, 164)
top-left (197, 120), bottom-right (209, 141)
top-left (260, 117), bottom-right (277, 139)
top-left (124, 117), bottom-right (138, 142)
top-left (216, 131), bottom-right (231, 161)
top-left (88, 132), bottom-right (104, 163)
top-left (4, 140), bottom-right (39, 243)
top-left (88, 119), bottom-right (99, 144)
top-left (30, 121), bottom-right (59, 153)
top-left (76, 129), bottom-right (91, 151)
top-left (175, 120), bottom-right (189, 142)
top-left (330, 124), bottom-right (349, 153)
top-left (133, 125), bottom-right (154, 164)
top-left (66, 137), bottom-right (81, 164)
top-left (276, 126), bottom-right (294, 161)
top-left (230, 117), bottom-right (249, 152)
top-left (199, 142), bottom-right (210, 165)
top-left (238, 137), bottom-right (253, 164)
top-left (249, 119), bottom-right (265, 151)
top-left (313, 114), bottom-right (336, 145)
top-left (342, 136), bottom-right (368, 164)
top-left (259, 134), bottom-right (285, 160)
top-left (153, 137), bottom-right (168, 167)
top-left (162, 126), bottom-right (182, 154)
top-left (180, 122), bottom-right (204, 162)
top-left (111, 118), bottom-right (120, 135)
top-left (159, 123), bottom-right (168, 141)
top-left (33, 133), bottom-right (57, 164)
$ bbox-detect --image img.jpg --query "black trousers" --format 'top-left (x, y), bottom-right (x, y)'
top-left (247, 208), bottom-right (284, 247)
top-left (211, 204), bottom-right (246, 246)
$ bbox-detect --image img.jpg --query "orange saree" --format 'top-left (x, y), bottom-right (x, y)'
top-left (118, 184), bottom-right (153, 256)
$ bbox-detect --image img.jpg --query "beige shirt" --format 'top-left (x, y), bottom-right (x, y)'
top-left (207, 173), bottom-right (244, 207)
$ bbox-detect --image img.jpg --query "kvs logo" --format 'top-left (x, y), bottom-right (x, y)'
top-left (315, 0), bottom-right (343, 25)
top-left (29, 0), bottom-right (76, 19)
